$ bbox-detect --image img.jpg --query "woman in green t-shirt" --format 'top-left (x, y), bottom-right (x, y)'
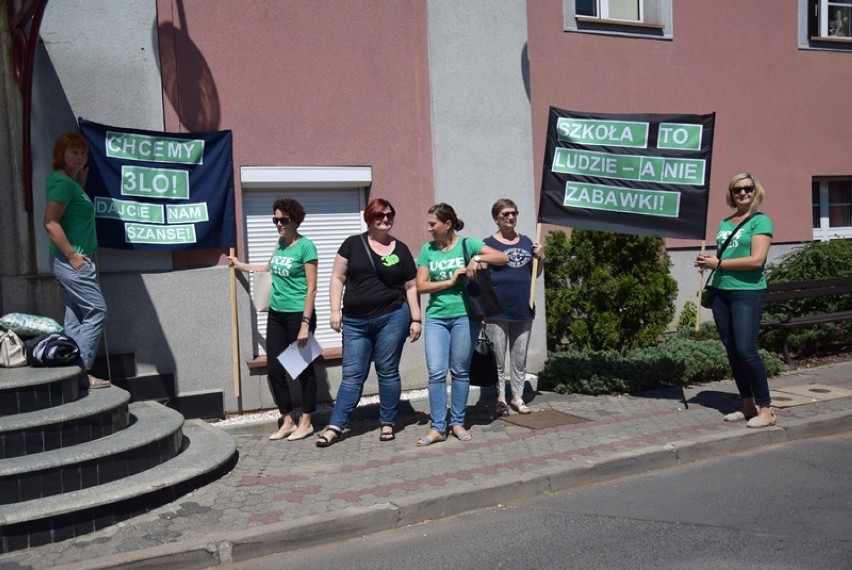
top-left (415, 203), bottom-right (508, 445)
top-left (695, 173), bottom-right (775, 428)
top-left (229, 198), bottom-right (318, 441)
top-left (44, 132), bottom-right (110, 391)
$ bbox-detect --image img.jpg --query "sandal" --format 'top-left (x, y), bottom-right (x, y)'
top-left (79, 375), bottom-right (111, 391)
top-left (416, 431), bottom-right (446, 446)
top-left (746, 411), bottom-right (777, 428)
top-left (495, 401), bottom-right (510, 417)
top-left (379, 424), bottom-right (395, 442)
top-left (451, 427), bottom-right (472, 442)
top-left (315, 426), bottom-right (343, 448)
top-left (510, 399), bottom-right (531, 414)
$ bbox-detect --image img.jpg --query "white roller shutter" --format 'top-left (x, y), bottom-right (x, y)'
top-left (243, 188), bottom-right (366, 354)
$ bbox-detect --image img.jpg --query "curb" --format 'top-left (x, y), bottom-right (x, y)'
top-left (52, 408), bottom-right (852, 570)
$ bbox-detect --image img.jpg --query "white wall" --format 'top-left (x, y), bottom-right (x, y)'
top-left (36, 0), bottom-right (168, 275)
top-left (426, 0), bottom-right (547, 374)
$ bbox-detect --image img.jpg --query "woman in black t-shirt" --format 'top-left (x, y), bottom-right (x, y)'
top-left (316, 199), bottom-right (422, 447)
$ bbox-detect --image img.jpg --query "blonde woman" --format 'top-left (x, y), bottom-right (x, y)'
top-left (695, 173), bottom-right (775, 428)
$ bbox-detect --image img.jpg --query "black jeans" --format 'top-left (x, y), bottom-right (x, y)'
top-left (266, 309), bottom-right (317, 414)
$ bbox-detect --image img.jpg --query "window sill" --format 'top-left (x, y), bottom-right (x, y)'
top-left (809, 35), bottom-right (852, 44)
top-left (247, 347), bottom-right (342, 369)
top-left (575, 16), bottom-right (665, 31)
top-left (571, 15), bottom-right (668, 39)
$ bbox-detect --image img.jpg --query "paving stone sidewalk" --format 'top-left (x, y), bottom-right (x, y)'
top-left (5, 361), bottom-right (852, 570)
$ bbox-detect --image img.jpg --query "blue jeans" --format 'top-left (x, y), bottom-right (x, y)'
top-left (711, 289), bottom-right (770, 405)
top-left (424, 316), bottom-right (480, 434)
top-left (49, 255), bottom-right (108, 371)
top-left (329, 304), bottom-right (410, 427)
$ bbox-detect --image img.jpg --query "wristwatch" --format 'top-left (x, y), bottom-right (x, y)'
top-left (473, 255), bottom-right (481, 263)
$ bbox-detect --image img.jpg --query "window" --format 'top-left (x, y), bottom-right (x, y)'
top-left (824, 0), bottom-right (852, 36)
top-left (576, 0), bottom-right (643, 22)
top-left (565, 0), bottom-right (672, 39)
top-left (812, 178), bottom-right (852, 240)
top-left (803, 0), bottom-right (852, 47)
top-left (240, 167), bottom-right (371, 354)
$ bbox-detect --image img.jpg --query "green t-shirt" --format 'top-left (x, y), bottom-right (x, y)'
top-left (268, 236), bottom-right (318, 312)
top-left (712, 212), bottom-right (774, 290)
top-left (45, 171), bottom-right (98, 257)
top-left (416, 237), bottom-right (485, 319)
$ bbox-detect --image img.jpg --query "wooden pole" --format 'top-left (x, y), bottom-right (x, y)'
top-left (529, 223), bottom-right (543, 309)
top-left (94, 251), bottom-right (112, 382)
top-left (695, 240), bottom-right (706, 331)
top-left (229, 247), bottom-right (241, 398)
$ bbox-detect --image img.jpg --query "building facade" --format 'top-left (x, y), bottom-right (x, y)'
top-left (2, 1), bottom-right (849, 414)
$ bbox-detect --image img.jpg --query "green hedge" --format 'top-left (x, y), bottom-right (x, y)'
top-left (539, 333), bottom-right (784, 395)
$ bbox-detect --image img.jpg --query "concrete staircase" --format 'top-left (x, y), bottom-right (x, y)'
top-left (0, 365), bottom-right (238, 553)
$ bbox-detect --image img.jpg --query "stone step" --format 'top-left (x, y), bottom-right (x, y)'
top-left (99, 369), bottom-right (224, 420)
top-left (167, 388), bottom-right (225, 420)
top-left (0, 402), bottom-right (185, 505)
top-left (0, 386), bottom-right (131, 459)
top-left (0, 366), bottom-right (80, 416)
top-left (0, 420), bottom-right (238, 553)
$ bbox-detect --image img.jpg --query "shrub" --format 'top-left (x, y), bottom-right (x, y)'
top-left (543, 229), bottom-right (678, 352)
top-left (538, 332), bottom-right (784, 395)
top-left (762, 239), bottom-right (852, 357)
top-left (677, 300), bottom-right (698, 330)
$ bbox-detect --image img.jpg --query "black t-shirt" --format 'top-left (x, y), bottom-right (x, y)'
top-left (338, 233), bottom-right (417, 318)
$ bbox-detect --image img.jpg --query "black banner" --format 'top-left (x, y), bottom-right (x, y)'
top-left (538, 107), bottom-right (715, 239)
top-left (79, 118), bottom-right (235, 250)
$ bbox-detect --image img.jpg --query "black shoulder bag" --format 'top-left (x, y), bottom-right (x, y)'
top-left (469, 329), bottom-right (498, 387)
top-left (461, 238), bottom-right (503, 320)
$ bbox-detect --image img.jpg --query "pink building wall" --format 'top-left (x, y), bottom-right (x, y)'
top-left (156, 0), bottom-right (435, 256)
top-left (527, 0), bottom-right (851, 246)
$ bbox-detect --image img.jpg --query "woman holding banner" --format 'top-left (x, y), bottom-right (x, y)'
top-left (695, 173), bottom-right (775, 428)
top-left (228, 197), bottom-right (318, 441)
top-left (44, 132), bottom-right (111, 391)
top-left (483, 199), bottom-right (543, 417)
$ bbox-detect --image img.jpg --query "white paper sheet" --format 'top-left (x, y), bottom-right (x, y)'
top-left (276, 333), bottom-right (322, 379)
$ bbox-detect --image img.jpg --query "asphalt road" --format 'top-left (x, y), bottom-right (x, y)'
top-left (224, 432), bottom-right (852, 570)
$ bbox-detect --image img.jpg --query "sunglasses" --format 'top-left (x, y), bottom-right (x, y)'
top-left (730, 186), bottom-right (755, 195)
top-left (498, 210), bottom-right (519, 218)
top-left (272, 216), bottom-right (291, 225)
top-left (376, 211), bottom-right (395, 220)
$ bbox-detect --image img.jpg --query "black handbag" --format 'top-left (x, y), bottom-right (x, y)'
top-left (469, 330), bottom-right (498, 387)
top-left (461, 239), bottom-right (503, 320)
top-left (25, 333), bottom-right (80, 367)
top-left (700, 213), bottom-right (762, 309)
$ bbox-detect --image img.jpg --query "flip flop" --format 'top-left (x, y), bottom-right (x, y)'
top-left (379, 424), bottom-right (395, 442)
top-left (79, 375), bottom-right (111, 390)
top-left (495, 401), bottom-right (510, 417)
top-left (416, 431), bottom-right (446, 446)
top-left (510, 399), bottom-right (531, 414)
top-left (451, 428), bottom-right (472, 442)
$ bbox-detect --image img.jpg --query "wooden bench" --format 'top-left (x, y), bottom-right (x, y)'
top-left (760, 276), bottom-right (852, 366)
